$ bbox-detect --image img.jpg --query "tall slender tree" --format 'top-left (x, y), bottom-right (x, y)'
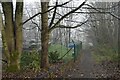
top-left (40, 2), bottom-right (50, 69)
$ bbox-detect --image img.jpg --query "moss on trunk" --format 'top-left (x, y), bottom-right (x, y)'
top-left (7, 58), bottom-right (20, 72)
top-left (2, 2), bottom-right (23, 72)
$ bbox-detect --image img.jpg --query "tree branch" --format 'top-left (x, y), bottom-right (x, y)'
top-left (74, 11), bottom-right (110, 14)
top-left (85, 4), bottom-right (120, 20)
top-left (49, 0), bottom-right (87, 32)
top-left (22, 0), bottom-right (72, 25)
top-left (56, 19), bottom-right (88, 29)
top-left (23, 26), bottom-right (37, 30)
top-left (49, 1), bottom-right (58, 28)
top-left (49, 3), bottom-right (119, 10)
top-left (53, 12), bottom-right (70, 18)
top-left (24, 7), bottom-right (41, 31)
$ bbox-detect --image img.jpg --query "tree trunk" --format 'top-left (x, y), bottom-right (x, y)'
top-left (2, 2), bottom-right (15, 71)
top-left (14, 2), bottom-right (24, 71)
top-left (0, 10), bottom-right (10, 64)
top-left (2, 2), bottom-right (15, 55)
top-left (2, 1), bottom-right (23, 72)
top-left (40, 2), bottom-right (49, 69)
top-left (118, 1), bottom-right (120, 62)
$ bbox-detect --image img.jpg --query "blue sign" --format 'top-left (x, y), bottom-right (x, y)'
top-left (68, 43), bottom-right (74, 48)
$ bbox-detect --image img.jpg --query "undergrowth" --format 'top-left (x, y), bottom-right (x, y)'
top-left (92, 44), bottom-right (119, 63)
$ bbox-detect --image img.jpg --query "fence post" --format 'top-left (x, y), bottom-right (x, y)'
top-left (72, 40), bottom-right (76, 62)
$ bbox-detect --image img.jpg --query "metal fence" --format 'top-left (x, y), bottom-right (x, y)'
top-left (74, 41), bottom-right (82, 61)
top-left (63, 40), bottom-right (82, 62)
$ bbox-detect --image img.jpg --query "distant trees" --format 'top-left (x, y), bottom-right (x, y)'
top-left (86, 2), bottom-right (119, 51)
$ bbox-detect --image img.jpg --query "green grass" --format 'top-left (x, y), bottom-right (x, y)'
top-left (49, 44), bottom-right (73, 62)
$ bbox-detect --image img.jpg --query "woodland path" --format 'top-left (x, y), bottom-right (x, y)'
top-left (63, 49), bottom-right (107, 78)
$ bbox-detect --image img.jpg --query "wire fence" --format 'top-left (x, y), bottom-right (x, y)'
top-left (74, 41), bottom-right (82, 61)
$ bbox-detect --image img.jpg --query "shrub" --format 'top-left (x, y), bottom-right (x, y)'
top-left (20, 50), bottom-right (40, 71)
top-left (49, 51), bottom-right (60, 63)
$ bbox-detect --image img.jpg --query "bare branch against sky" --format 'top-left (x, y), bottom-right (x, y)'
top-left (0, 0), bottom-right (120, 2)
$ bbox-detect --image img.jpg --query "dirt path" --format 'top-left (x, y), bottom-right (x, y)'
top-left (63, 49), bottom-right (107, 78)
